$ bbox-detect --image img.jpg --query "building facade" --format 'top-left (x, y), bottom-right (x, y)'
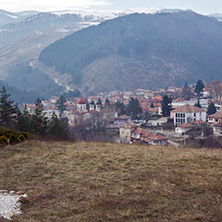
top-left (171, 104), bottom-right (206, 126)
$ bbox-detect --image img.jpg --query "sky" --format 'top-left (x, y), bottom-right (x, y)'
top-left (1, 0), bottom-right (222, 14)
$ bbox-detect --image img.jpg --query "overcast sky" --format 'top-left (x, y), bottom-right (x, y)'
top-left (1, 0), bottom-right (222, 14)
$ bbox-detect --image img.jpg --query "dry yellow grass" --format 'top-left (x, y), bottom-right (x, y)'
top-left (1, 140), bottom-right (222, 221)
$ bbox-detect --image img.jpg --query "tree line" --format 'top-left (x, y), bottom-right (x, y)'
top-left (0, 87), bottom-right (69, 140)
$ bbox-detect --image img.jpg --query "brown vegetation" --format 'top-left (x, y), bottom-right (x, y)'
top-left (1, 140), bottom-right (222, 221)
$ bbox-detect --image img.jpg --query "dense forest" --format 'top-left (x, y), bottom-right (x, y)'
top-left (0, 79), bottom-right (39, 103)
top-left (5, 63), bottom-right (65, 100)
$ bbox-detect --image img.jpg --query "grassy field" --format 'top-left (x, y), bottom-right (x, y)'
top-left (1, 140), bottom-right (222, 222)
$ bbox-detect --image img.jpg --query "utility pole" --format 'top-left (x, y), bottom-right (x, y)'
top-left (184, 131), bottom-right (186, 146)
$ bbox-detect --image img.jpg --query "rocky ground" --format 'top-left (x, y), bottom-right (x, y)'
top-left (0, 190), bottom-right (27, 220)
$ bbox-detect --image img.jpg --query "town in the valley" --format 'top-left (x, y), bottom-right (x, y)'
top-left (22, 80), bottom-right (222, 147)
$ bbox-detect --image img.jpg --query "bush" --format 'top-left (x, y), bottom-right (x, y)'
top-left (21, 132), bottom-right (29, 139)
top-left (0, 127), bottom-right (18, 138)
top-left (9, 134), bottom-right (17, 144)
top-left (0, 135), bottom-right (8, 146)
top-left (17, 134), bottom-right (25, 142)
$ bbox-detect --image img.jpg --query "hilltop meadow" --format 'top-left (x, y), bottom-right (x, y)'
top-left (1, 140), bottom-right (222, 221)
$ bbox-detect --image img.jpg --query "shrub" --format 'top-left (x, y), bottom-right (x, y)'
top-left (17, 134), bottom-right (25, 142)
top-left (9, 134), bottom-right (17, 144)
top-left (21, 132), bottom-right (29, 139)
top-left (0, 135), bottom-right (8, 146)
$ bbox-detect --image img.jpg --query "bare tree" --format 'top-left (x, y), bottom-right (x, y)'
top-left (69, 112), bottom-right (107, 142)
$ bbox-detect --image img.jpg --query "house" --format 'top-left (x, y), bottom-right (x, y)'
top-left (213, 121), bottom-right (222, 136)
top-left (113, 115), bottom-right (131, 128)
top-left (171, 104), bottom-right (206, 126)
top-left (172, 99), bottom-right (209, 109)
top-left (147, 133), bottom-right (168, 146)
top-left (147, 117), bottom-right (168, 126)
top-left (175, 122), bottom-right (195, 135)
top-left (131, 127), bottom-right (168, 146)
top-left (208, 111), bottom-right (222, 124)
top-left (131, 127), bottom-right (142, 140)
top-left (133, 139), bottom-right (148, 145)
top-left (119, 124), bottom-right (137, 143)
top-left (175, 120), bottom-right (207, 135)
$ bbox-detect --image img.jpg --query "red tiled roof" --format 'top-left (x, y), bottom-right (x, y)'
top-left (148, 108), bottom-right (158, 112)
top-left (173, 98), bottom-right (185, 103)
top-left (172, 104), bottom-right (205, 113)
top-left (148, 133), bottom-right (168, 141)
top-left (208, 111), bottom-right (222, 118)
top-left (133, 140), bottom-right (148, 145)
top-left (191, 120), bottom-right (207, 125)
top-left (149, 99), bottom-right (160, 103)
top-left (178, 123), bottom-right (195, 128)
top-left (153, 96), bottom-right (163, 101)
top-left (77, 98), bottom-right (86, 104)
top-left (132, 128), bottom-right (142, 134)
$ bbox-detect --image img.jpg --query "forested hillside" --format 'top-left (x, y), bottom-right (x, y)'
top-left (0, 79), bottom-right (39, 103)
top-left (39, 11), bottom-right (222, 93)
top-left (5, 63), bottom-right (65, 99)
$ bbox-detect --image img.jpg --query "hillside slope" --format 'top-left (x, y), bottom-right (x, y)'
top-left (1, 140), bottom-right (222, 221)
top-left (39, 11), bottom-right (222, 93)
top-left (0, 11), bottom-right (101, 98)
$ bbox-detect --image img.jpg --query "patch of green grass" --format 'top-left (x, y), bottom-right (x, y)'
top-left (0, 140), bottom-right (222, 221)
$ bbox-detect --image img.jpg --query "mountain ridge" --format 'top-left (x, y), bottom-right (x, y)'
top-left (1, 9), bottom-right (222, 97)
top-left (38, 11), bottom-right (222, 94)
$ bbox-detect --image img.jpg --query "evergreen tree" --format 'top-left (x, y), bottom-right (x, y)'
top-left (105, 98), bottom-right (110, 107)
top-left (184, 82), bottom-right (188, 88)
top-left (161, 95), bottom-right (172, 117)
top-left (56, 95), bottom-right (66, 117)
top-left (195, 80), bottom-right (205, 96)
top-left (17, 105), bottom-right (31, 132)
top-left (31, 98), bottom-right (47, 134)
top-left (207, 102), bottom-right (216, 115)
top-left (0, 87), bottom-right (17, 129)
top-left (126, 97), bottom-right (142, 120)
top-left (194, 100), bottom-right (201, 108)
top-left (48, 112), bottom-right (69, 140)
top-left (182, 82), bottom-right (191, 100)
top-left (115, 100), bottom-right (126, 115)
top-left (97, 98), bottom-right (102, 104)
top-left (150, 102), bottom-right (154, 108)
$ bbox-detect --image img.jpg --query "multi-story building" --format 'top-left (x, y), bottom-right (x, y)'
top-left (171, 104), bottom-right (206, 126)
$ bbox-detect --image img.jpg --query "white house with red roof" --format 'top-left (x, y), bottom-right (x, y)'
top-left (77, 98), bottom-right (87, 112)
top-left (171, 104), bottom-right (206, 126)
top-left (146, 133), bottom-right (168, 146)
top-left (130, 127), bottom-right (168, 146)
top-left (175, 120), bottom-right (207, 134)
top-left (208, 111), bottom-right (222, 124)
